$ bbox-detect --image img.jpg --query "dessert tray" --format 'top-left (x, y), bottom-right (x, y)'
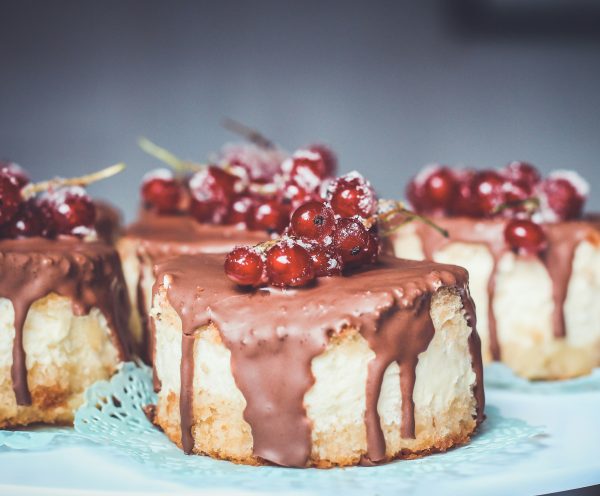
top-left (1, 362), bottom-right (599, 495)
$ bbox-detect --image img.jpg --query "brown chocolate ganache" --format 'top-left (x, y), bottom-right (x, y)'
top-left (0, 237), bottom-right (131, 405)
top-left (410, 217), bottom-right (600, 360)
top-left (153, 254), bottom-right (484, 467)
top-left (125, 213), bottom-right (269, 365)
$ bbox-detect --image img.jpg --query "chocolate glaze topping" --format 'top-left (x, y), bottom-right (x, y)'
top-left (0, 237), bottom-right (131, 405)
top-left (410, 217), bottom-right (600, 359)
top-left (153, 254), bottom-right (484, 467)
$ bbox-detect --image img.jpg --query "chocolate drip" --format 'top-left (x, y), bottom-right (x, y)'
top-left (0, 237), bottom-right (131, 405)
top-left (408, 217), bottom-right (599, 359)
top-left (361, 295), bottom-right (436, 462)
top-left (180, 333), bottom-right (196, 453)
top-left (154, 254), bottom-right (484, 467)
top-left (542, 223), bottom-right (595, 338)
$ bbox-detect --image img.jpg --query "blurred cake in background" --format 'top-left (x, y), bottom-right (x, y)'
top-left (117, 135), bottom-right (339, 360)
top-left (0, 162), bottom-right (131, 427)
top-left (389, 161), bottom-right (600, 380)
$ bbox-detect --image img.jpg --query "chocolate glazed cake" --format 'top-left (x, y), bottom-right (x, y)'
top-left (149, 254), bottom-right (484, 467)
top-left (117, 213), bottom-right (268, 360)
top-left (0, 238), bottom-right (131, 427)
top-left (391, 217), bottom-right (600, 379)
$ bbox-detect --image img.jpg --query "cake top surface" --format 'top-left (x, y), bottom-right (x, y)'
top-left (0, 235), bottom-right (118, 257)
top-left (155, 253), bottom-right (471, 336)
top-left (125, 213), bottom-right (268, 252)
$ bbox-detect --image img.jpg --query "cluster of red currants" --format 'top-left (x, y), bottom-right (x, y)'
top-left (0, 161), bottom-right (97, 239)
top-left (407, 161), bottom-right (589, 255)
top-left (224, 171), bottom-right (380, 287)
top-left (141, 143), bottom-right (338, 234)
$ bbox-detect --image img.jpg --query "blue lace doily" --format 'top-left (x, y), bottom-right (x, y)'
top-left (485, 363), bottom-right (600, 394)
top-left (74, 363), bottom-right (546, 493)
top-left (0, 426), bottom-right (76, 450)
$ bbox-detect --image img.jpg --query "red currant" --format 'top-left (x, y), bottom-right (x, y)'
top-left (0, 174), bottom-right (23, 226)
top-left (221, 143), bottom-right (286, 183)
top-left (36, 198), bottom-right (58, 238)
top-left (418, 166), bottom-right (457, 213)
top-left (7, 199), bottom-right (43, 238)
top-left (50, 187), bottom-right (97, 236)
top-left (289, 201), bottom-right (335, 242)
top-left (328, 172), bottom-right (377, 219)
top-left (363, 232), bottom-right (380, 264)
top-left (265, 240), bottom-right (315, 287)
top-left (0, 162), bottom-right (30, 188)
top-left (504, 219), bottom-right (547, 254)
top-left (308, 245), bottom-right (343, 276)
top-left (470, 170), bottom-right (506, 217)
top-left (225, 194), bottom-right (253, 226)
top-left (450, 169), bottom-right (479, 217)
top-left (308, 144), bottom-right (337, 177)
top-left (224, 247), bottom-right (264, 286)
top-left (502, 161), bottom-right (540, 188)
top-left (141, 169), bottom-right (182, 214)
top-left (248, 199), bottom-right (290, 233)
top-left (539, 172), bottom-right (587, 221)
top-left (333, 217), bottom-right (369, 266)
top-left (189, 166), bottom-right (238, 224)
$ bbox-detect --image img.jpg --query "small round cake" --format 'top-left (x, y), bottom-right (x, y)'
top-left (0, 238), bottom-right (131, 427)
top-left (149, 254), bottom-right (484, 467)
top-left (393, 162), bottom-right (600, 379)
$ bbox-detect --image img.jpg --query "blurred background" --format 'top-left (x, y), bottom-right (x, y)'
top-left (1, 0), bottom-right (599, 220)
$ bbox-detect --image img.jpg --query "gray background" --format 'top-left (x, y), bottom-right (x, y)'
top-left (1, 0), bottom-right (599, 221)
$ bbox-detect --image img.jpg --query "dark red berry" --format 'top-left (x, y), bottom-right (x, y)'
top-left (141, 169), bottom-right (182, 214)
top-left (225, 194), bottom-right (253, 226)
top-left (265, 241), bottom-right (315, 287)
top-left (189, 166), bottom-right (238, 224)
top-left (471, 170), bottom-right (506, 217)
top-left (0, 174), bottom-right (23, 226)
top-left (50, 187), bottom-right (97, 236)
top-left (0, 162), bottom-right (30, 188)
top-left (221, 143), bottom-right (286, 183)
top-left (7, 199), bottom-right (43, 238)
top-left (36, 198), bottom-right (58, 238)
top-left (502, 161), bottom-right (540, 188)
top-left (290, 201), bottom-right (335, 241)
top-left (308, 144), bottom-right (337, 177)
top-left (224, 247), bottom-right (264, 286)
top-left (539, 172), bottom-right (587, 221)
top-left (328, 172), bottom-right (377, 219)
top-left (409, 166), bottom-right (457, 213)
top-left (504, 219), bottom-right (547, 254)
top-left (451, 169), bottom-right (479, 217)
top-left (333, 217), bottom-right (369, 266)
top-left (308, 245), bottom-right (343, 276)
top-left (248, 199), bottom-right (290, 233)
top-left (363, 232), bottom-right (380, 264)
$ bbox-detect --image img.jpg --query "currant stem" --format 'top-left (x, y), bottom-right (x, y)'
top-left (22, 163), bottom-right (126, 199)
top-left (222, 117), bottom-right (274, 149)
top-left (138, 137), bottom-right (204, 173)
top-left (378, 200), bottom-right (449, 238)
top-left (493, 196), bottom-right (540, 215)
